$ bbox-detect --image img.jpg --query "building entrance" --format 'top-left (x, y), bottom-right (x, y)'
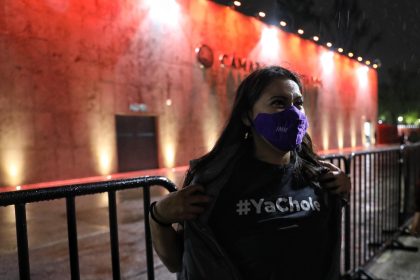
top-left (115, 115), bottom-right (159, 172)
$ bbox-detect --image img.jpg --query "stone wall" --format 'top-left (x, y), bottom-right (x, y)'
top-left (0, 0), bottom-right (378, 186)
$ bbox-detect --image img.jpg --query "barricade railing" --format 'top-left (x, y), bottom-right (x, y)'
top-left (0, 176), bottom-right (177, 280)
top-left (1, 144), bottom-right (419, 280)
top-left (321, 143), bottom-right (420, 280)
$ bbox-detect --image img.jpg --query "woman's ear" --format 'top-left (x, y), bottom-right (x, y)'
top-left (241, 112), bottom-right (252, 127)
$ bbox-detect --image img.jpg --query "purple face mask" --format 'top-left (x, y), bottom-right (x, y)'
top-left (252, 106), bottom-right (308, 151)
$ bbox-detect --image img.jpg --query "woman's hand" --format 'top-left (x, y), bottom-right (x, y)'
top-left (410, 212), bottom-right (420, 237)
top-left (154, 184), bottom-right (212, 224)
top-left (318, 161), bottom-right (351, 196)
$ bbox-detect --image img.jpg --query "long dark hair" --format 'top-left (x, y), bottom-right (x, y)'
top-left (184, 66), bottom-right (325, 187)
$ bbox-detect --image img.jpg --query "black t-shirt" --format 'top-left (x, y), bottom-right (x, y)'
top-left (208, 153), bottom-right (333, 280)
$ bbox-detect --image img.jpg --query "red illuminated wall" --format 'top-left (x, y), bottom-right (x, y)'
top-left (0, 0), bottom-right (378, 186)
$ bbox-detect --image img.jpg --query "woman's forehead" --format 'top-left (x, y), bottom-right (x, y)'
top-left (262, 78), bottom-right (302, 98)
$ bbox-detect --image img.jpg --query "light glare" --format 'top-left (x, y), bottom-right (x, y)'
top-left (233, 1), bottom-right (241, 7)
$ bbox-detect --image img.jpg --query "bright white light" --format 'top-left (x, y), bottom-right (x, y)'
top-left (365, 60), bottom-right (371, 65)
top-left (378, 120), bottom-right (383, 124)
top-left (280, 21), bottom-right (287, 27)
top-left (348, 52), bottom-right (354, 57)
top-left (260, 27), bottom-right (280, 60)
top-left (16, 186), bottom-right (21, 190)
top-left (258, 11), bottom-right (266, 18)
top-left (326, 42), bottom-right (332, 47)
top-left (297, 29), bottom-right (304, 35)
top-left (397, 116), bottom-right (403, 122)
top-left (320, 51), bottom-right (334, 74)
top-left (166, 99), bottom-right (172, 106)
top-left (357, 56), bottom-right (363, 62)
top-left (364, 122), bottom-right (371, 140)
top-left (313, 36), bottom-right (319, 42)
top-left (337, 48), bottom-right (343, 53)
top-left (233, 1), bottom-right (241, 7)
top-left (146, 0), bottom-right (180, 25)
top-left (373, 64), bottom-right (378, 69)
top-left (357, 66), bottom-right (369, 88)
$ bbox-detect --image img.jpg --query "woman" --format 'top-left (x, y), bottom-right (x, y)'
top-left (149, 66), bottom-right (350, 280)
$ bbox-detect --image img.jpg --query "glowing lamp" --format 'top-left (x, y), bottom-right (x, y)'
top-left (297, 29), bottom-right (304, 35)
top-left (258, 11), bottom-right (266, 18)
top-left (326, 42), bottom-right (332, 47)
top-left (365, 60), bottom-right (371, 65)
top-left (337, 48), bottom-right (343, 53)
top-left (313, 36), bottom-right (319, 42)
top-left (280, 21), bottom-right (287, 27)
top-left (373, 64), bottom-right (378, 69)
top-left (233, 1), bottom-right (241, 7)
top-left (348, 52), bottom-right (354, 57)
top-left (357, 56), bottom-right (363, 62)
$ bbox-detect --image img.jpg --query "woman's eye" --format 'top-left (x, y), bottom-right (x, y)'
top-left (271, 100), bottom-right (284, 106)
top-left (294, 101), bottom-right (304, 109)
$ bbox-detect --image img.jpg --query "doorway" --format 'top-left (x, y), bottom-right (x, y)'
top-left (116, 115), bottom-right (159, 172)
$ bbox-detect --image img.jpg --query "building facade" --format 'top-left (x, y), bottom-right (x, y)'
top-left (0, 0), bottom-right (378, 186)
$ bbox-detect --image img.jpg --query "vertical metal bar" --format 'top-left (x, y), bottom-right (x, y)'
top-left (352, 156), bottom-right (357, 271)
top-left (108, 191), bottom-right (121, 280)
top-left (358, 155), bottom-right (362, 267)
top-left (66, 196), bottom-right (80, 280)
top-left (362, 155), bottom-right (368, 265)
top-left (387, 152), bottom-right (391, 234)
top-left (385, 152), bottom-right (389, 236)
top-left (344, 157), bottom-right (351, 273)
top-left (15, 203), bottom-right (30, 280)
top-left (382, 152), bottom-right (386, 243)
top-left (143, 186), bottom-right (155, 280)
top-left (375, 152), bottom-right (379, 254)
top-left (393, 152), bottom-right (397, 230)
top-left (366, 153), bottom-right (373, 258)
top-left (404, 147), bottom-right (410, 220)
top-left (387, 152), bottom-right (393, 233)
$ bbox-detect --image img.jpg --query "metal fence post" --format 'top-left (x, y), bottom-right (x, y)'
top-left (143, 186), bottom-right (154, 280)
top-left (15, 203), bottom-right (30, 280)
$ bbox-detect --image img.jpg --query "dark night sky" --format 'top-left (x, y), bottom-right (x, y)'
top-left (214, 0), bottom-right (420, 84)
top-left (342, 0), bottom-right (420, 81)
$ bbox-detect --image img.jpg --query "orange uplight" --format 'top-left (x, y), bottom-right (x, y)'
top-left (297, 29), bottom-right (304, 35)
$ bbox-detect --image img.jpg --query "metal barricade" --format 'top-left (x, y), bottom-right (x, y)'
top-left (322, 143), bottom-right (420, 280)
top-left (1, 144), bottom-right (420, 280)
top-left (0, 176), bottom-right (177, 280)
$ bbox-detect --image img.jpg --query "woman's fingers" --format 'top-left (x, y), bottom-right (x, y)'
top-left (320, 170), bottom-right (351, 195)
top-left (158, 184), bottom-right (212, 222)
top-left (319, 160), bottom-right (341, 172)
